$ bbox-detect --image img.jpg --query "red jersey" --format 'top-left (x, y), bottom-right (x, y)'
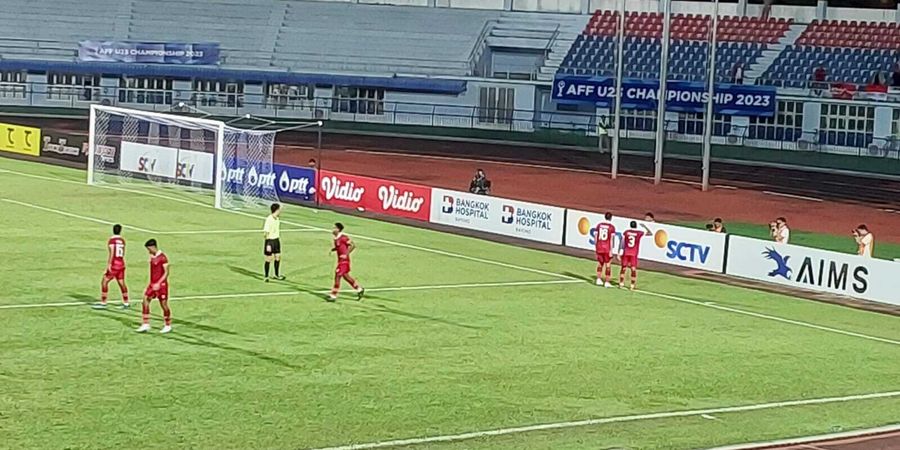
top-left (107, 236), bottom-right (126, 269)
top-left (621, 229), bottom-right (646, 257)
top-left (149, 251), bottom-right (169, 285)
top-left (333, 234), bottom-right (352, 262)
top-left (594, 222), bottom-right (616, 254)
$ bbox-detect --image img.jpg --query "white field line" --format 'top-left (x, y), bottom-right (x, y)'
top-left (707, 423), bottom-right (900, 450)
top-left (0, 168), bottom-right (566, 280)
top-left (2, 167), bottom-right (898, 348)
top-left (637, 289), bottom-right (900, 347)
top-left (762, 190), bottom-right (824, 202)
top-left (1, 198), bottom-right (159, 233)
top-left (0, 279), bottom-right (583, 310)
top-left (307, 390), bottom-right (900, 450)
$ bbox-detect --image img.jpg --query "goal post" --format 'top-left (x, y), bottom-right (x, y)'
top-left (87, 104), bottom-right (280, 210)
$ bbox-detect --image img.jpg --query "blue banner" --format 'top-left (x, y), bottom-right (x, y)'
top-left (224, 161), bottom-right (316, 204)
top-left (78, 41), bottom-right (220, 65)
top-left (552, 76), bottom-right (776, 117)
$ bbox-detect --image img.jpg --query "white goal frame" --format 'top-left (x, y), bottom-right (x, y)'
top-left (88, 104), bottom-right (229, 209)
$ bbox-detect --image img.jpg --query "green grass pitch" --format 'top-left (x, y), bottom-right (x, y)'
top-left (1, 156), bottom-right (899, 450)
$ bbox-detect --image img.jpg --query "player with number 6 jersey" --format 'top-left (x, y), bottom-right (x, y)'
top-left (95, 224), bottom-right (129, 309)
top-left (619, 221), bottom-right (652, 291)
top-left (594, 212), bottom-right (616, 288)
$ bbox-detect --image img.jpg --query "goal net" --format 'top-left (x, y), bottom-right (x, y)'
top-left (87, 104), bottom-right (278, 210)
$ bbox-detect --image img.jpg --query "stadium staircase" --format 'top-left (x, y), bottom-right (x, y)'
top-left (743, 22), bottom-right (806, 86)
top-left (476, 12), bottom-right (587, 82)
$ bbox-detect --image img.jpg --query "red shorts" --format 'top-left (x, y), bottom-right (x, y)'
top-left (105, 266), bottom-right (126, 281)
top-left (620, 255), bottom-right (638, 269)
top-left (596, 252), bottom-right (613, 265)
top-left (144, 283), bottom-right (169, 301)
top-left (335, 261), bottom-right (351, 277)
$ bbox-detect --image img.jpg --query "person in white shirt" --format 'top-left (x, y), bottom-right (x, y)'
top-left (772, 217), bottom-right (790, 244)
top-left (854, 224), bottom-right (874, 258)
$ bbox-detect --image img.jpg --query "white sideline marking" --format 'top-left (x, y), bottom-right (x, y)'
top-left (0, 279), bottom-right (583, 310)
top-left (0, 198), bottom-right (159, 233)
top-left (158, 228), bottom-right (322, 235)
top-left (1, 166), bottom-right (897, 348)
top-left (0, 168), bottom-right (565, 280)
top-left (637, 289), bottom-right (900, 347)
top-left (707, 423), bottom-right (900, 450)
top-left (762, 190), bottom-right (824, 202)
top-left (307, 391), bottom-right (900, 450)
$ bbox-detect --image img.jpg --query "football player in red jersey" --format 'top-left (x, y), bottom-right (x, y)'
top-left (594, 212), bottom-right (616, 288)
top-left (619, 221), bottom-right (652, 291)
top-left (95, 224), bottom-right (130, 309)
top-left (137, 239), bottom-right (172, 333)
top-left (329, 223), bottom-right (364, 302)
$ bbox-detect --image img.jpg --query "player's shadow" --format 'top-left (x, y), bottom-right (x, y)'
top-left (68, 293), bottom-right (97, 303)
top-left (92, 308), bottom-right (238, 337)
top-left (91, 309), bottom-right (301, 370)
top-left (348, 295), bottom-right (483, 330)
top-left (561, 272), bottom-right (595, 284)
top-left (227, 265), bottom-right (265, 281)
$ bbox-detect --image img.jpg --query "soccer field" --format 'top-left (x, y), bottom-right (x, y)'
top-left (1, 156), bottom-right (899, 450)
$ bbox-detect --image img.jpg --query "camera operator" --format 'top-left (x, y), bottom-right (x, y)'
top-left (853, 225), bottom-right (874, 258)
top-left (771, 217), bottom-right (790, 244)
top-left (469, 169), bottom-right (491, 195)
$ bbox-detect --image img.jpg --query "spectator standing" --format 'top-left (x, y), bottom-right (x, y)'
top-left (731, 63), bottom-right (744, 85)
top-left (712, 218), bottom-right (727, 233)
top-left (892, 63), bottom-right (900, 87)
top-left (812, 64), bottom-right (827, 96)
top-left (772, 217), bottom-right (790, 244)
top-left (469, 169), bottom-right (491, 195)
top-left (854, 225), bottom-right (874, 258)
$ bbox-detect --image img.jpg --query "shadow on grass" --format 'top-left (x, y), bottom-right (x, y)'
top-left (562, 271), bottom-right (595, 284)
top-left (92, 309), bottom-right (302, 370)
top-left (228, 264), bottom-right (335, 301)
top-left (346, 295), bottom-right (483, 330)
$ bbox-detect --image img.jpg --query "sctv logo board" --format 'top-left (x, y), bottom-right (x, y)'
top-left (563, 209), bottom-right (727, 273)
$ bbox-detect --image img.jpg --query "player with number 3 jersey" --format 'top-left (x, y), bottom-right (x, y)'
top-left (619, 221), bottom-right (652, 291)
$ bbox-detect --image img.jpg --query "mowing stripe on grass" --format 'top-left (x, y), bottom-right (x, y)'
top-left (1, 198), bottom-right (159, 233)
top-left (0, 279), bottom-right (583, 310)
top-left (307, 390), bottom-right (900, 450)
top-left (3, 166), bottom-right (898, 348)
top-left (158, 228), bottom-right (322, 235)
top-left (637, 289), bottom-right (900, 347)
top-left (0, 167), bottom-right (573, 281)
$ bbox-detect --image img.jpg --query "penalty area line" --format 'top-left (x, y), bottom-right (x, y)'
top-left (306, 390), bottom-right (900, 450)
top-left (0, 279), bottom-right (583, 311)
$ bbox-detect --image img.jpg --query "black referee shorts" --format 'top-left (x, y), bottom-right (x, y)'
top-left (264, 238), bottom-right (281, 256)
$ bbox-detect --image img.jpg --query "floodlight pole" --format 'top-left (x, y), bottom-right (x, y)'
top-left (701, 0), bottom-right (720, 192)
top-left (653, 0), bottom-right (672, 185)
top-left (611, 0), bottom-right (626, 180)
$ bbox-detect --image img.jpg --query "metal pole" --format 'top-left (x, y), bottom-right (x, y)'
top-left (702, 0), bottom-right (720, 192)
top-left (611, 0), bottom-right (626, 180)
top-left (653, 0), bottom-right (672, 184)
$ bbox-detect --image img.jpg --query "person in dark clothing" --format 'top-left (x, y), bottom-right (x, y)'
top-left (891, 63), bottom-right (900, 87)
top-left (469, 169), bottom-right (491, 195)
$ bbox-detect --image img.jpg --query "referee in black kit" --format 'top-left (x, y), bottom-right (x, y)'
top-left (263, 203), bottom-right (285, 282)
